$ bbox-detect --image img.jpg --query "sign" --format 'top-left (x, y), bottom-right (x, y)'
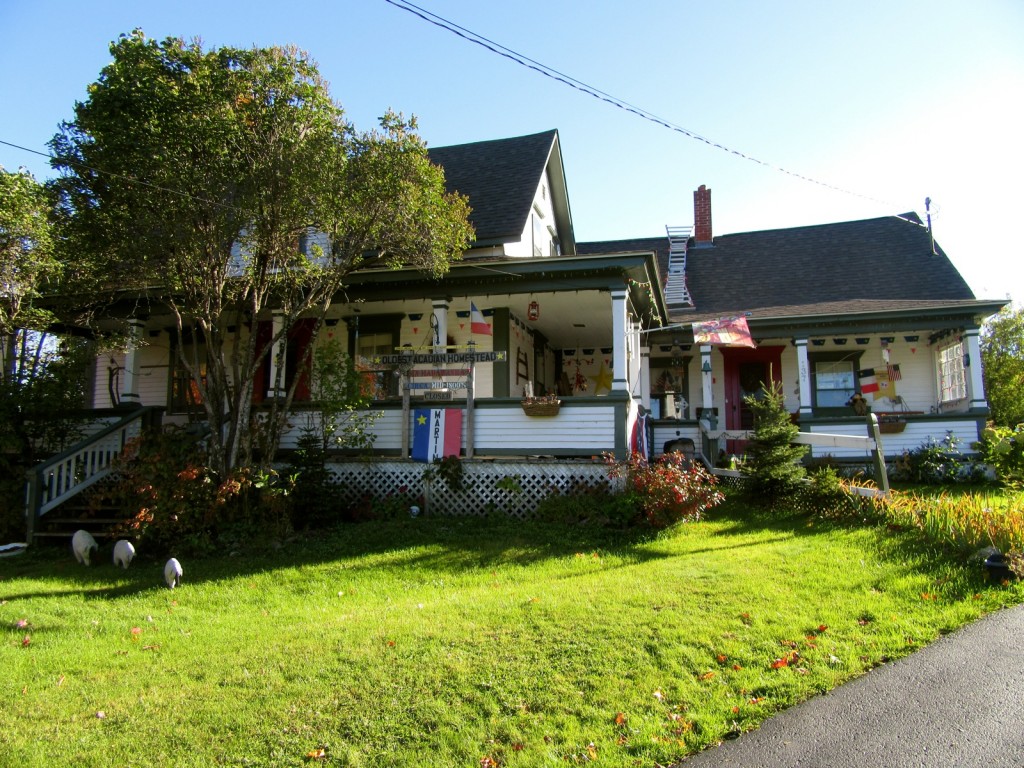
top-left (412, 408), bottom-right (462, 462)
top-left (408, 381), bottom-right (469, 390)
top-left (422, 390), bottom-right (454, 401)
top-left (374, 351), bottom-right (506, 365)
top-left (409, 368), bottom-right (471, 377)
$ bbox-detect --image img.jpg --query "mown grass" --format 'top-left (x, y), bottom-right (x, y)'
top-left (2, 496), bottom-right (1022, 768)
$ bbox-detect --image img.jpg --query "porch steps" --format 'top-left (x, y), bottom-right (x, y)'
top-left (664, 225), bottom-right (694, 309)
top-left (30, 480), bottom-right (132, 543)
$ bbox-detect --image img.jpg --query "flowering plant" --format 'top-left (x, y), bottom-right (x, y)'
top-left (605, 452), bottom-right (724, 528)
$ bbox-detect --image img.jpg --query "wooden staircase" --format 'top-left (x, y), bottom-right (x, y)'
top-left (24, 406), bottom-right (163, 545)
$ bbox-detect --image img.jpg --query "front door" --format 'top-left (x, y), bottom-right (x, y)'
top-left (723, 346), bottom-right (784, 455)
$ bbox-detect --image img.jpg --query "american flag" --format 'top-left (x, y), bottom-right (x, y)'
top-left (886, 363), bottom-right (902, 381)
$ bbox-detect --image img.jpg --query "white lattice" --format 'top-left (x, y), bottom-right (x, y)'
top-left (324, 459), bottom-right (610, 519)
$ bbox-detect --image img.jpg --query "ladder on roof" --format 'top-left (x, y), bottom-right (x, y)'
top-left (664, 225), bottom-right (694, 308)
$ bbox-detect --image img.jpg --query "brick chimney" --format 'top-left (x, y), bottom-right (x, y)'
top-left (693, 185), bottom-right (713, 246)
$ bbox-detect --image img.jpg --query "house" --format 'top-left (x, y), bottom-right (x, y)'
top-left (80, 129), bottom-right (666, 460)
top-left (36, 130), bottom-right (1005, 530)
top-left (579, 185), bottom-right (1008, 463)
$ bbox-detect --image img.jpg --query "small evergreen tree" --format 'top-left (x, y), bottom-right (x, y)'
top-left (742, 380), bottom-right (807, 505)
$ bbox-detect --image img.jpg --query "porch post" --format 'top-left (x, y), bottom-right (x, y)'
top-left (611, 288), bottom-right (628, 392)
top-left (119, 318), bottom-right (145, 406)
top-left (431, 298), bottom-right (449, 353)
top-left (700, 344), bottom-right (714, 422)
top-left (266, 310), bottom-right (286, 399)
top-left (639, 345), bottom-right (651, 410)
top-left (795, 337), bottom-right (812, 416)
top-left (964, 328), bottom-right (988, 411)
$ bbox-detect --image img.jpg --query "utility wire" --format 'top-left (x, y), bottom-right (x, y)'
top-left (383, 0), bottom-right (902, 210)
top-left (0, 138), bottom-right (244, 213)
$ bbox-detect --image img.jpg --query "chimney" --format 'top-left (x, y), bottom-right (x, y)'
top-left (693, 185), bottom-right (713, 246)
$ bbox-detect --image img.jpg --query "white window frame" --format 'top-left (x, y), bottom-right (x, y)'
top-left (936, 339), bottom-right (967, 404)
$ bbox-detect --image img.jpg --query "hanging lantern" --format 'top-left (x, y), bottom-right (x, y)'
top-left (527, 300), bottom-right (540, 322)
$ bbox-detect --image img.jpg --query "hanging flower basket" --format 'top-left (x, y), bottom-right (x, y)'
top-left (521, 396), bottom-right (561, 417)
top-left (878, 418), bottom-right (907, 434)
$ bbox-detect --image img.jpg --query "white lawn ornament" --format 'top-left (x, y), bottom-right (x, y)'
top-left (164, 558), bottom-right (183, 589)
top-left (71, 530), bottom-right (99, 566)
top-left (112, 539), bottom-right (135, 569)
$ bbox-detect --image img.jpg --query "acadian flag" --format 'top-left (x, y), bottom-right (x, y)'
top-left (470, 302), bottom-right (492, 335)
top-left (691, 315), bottom-right (756, 348)
top-left (412, 408), bottom-right (463, 463)
top-left (857, 368), bottom-right (880, 394)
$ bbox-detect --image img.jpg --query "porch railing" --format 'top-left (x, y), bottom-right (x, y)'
top-left (24, 406), bottom-right (163, 541)
top-left (699, 413), bottom-right (889, 493)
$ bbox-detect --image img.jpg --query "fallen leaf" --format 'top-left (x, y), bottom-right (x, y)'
top-left (305, 747), bottom-right (327, 760)
top-left (653, 690), bottom-right (665, 701)
top-left (921, 592), bottom-right (936, 601)
top-left (15, 618), bottom-right (29, 629)
top-left (817, 624), bottom-right (829, 633)
top-left (96, 711), bottom-right (106, 720)
top-left (732, 663), bottom-right (743, 671)
top-left (614, 712), bottom-right (627, 726)
top-left (739, 612), bottom-right (752, 624)
top-left (770, 657), bottom-right (789, 669)
top-left (142, 644), bottom-right (160, 651)
top-left (387, 640), bottom-right (396, 647)
top-left (587, 743), bottom-right (598, 760)
top-left (21, 635), bottom-right (31, 647)
top-left (731, 705), bottom-right (740, 714)
top-left (512, 742), bottom-right (524, 752)
top-left (716, 654), bottom-right (728, 664)
top-left (479, 757), bottom-right (497, 768)
top-left (529, 597), bottom-right (540, 603)
top-left (698, 671), bottom-right (716, 681)
top-left (56, 675), bottom-right (65, 687)
top-left (130, 627), bottom-right (142, 636)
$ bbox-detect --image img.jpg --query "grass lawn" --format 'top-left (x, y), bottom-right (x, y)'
top-left (2, 496), bottom-right (1022, 767)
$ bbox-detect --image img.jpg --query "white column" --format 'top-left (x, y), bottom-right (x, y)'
top-left (964, 328), bottom-right (988, 410)
top-left (266, 311), bottom-right (286, 399)
top-left (431, 299), bottom-right (449, 353)
top-left (119, 318), bottom-right (145, 405)
top-left (795, 338), bottom-right (812, 415)
top-left (639, 345), bottom-right (651, 410)
top-left (611, 289), bottom-right (628, 391)
top-left (700, 344), bottom-right (714, 420)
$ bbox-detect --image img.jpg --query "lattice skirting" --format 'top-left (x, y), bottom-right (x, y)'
top-left (322, 460), bottom-right (613, 519)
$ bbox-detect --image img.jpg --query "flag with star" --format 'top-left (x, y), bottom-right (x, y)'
top-left (412, 408), bottom-right (462, 462)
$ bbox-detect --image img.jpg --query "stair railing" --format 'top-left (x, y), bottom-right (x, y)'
top-left (24, 407), bottom-right (163, 542)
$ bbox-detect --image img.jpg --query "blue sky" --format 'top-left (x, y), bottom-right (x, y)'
top-left (2, 0), bottom-right (1022, 305)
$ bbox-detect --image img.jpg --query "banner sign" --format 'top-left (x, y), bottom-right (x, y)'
top-left (412, 408), bottom-right (462, 462)
top-left (691, 316), bottom-right (757, 348)
top-left (374, 351), bottom-right (506, 364)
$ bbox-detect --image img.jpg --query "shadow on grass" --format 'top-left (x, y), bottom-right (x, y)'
top-left (1, 494), bottom-right (1000, 603)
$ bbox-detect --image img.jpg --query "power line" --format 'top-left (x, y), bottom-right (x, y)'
top-left (0, 138), bottom-right (244, 212)
top-left (383, 0), bottom-right (902, 210)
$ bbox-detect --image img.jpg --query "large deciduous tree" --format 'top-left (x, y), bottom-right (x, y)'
top-left (982, 305), bottom-right (1024, 427)
top-left (50, 31), bottom-right (473, 476)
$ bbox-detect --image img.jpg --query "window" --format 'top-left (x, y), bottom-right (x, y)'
top-left (348, 314), bottom-right (403, 401)
top-left (356, 331), bottom-right (398, 400)
top-left (937, 339), bottom-right (966, 403)
top-left (814, 360), bottom-right (856, 407)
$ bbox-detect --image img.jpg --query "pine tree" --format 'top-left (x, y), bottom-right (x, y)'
top-left (742, 380), bottom-right (808, 504)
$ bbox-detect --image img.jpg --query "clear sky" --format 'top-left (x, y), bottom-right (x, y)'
top-left (2, 0), bottom-right (1022, 305)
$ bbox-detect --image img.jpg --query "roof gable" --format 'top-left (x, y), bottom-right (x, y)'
top-left (428, 129), bottom-right (574, 253)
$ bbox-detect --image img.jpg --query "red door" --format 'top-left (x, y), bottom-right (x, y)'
top-left (722, 346), bottom-right (784, 455)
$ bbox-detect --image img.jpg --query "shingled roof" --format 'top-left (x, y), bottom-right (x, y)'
top-left (579, 213), bottom-right (985, 323)
top-left (428, 129), bottom-right (573, 252)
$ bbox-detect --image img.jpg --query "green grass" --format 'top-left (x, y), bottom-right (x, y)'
top-left (2, 498), bottom-right (1022, 767)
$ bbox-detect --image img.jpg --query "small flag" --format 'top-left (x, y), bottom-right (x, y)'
top-left (470, 303), bottom-right (491, 335)
top-left (412, 408), bottom-right (462, 463)
top-left (858, 368), bottom-right (880, 394)
top-left (886, 363), bottom-right (902, 381)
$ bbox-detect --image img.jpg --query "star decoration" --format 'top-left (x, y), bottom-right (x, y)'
top-left (416, 414), bottom-right (427, 425)
top-left (589, 363), bottom-right (613, 394)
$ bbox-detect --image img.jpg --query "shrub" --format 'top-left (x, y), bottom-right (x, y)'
top-left (976, 424), bottom-right (1024, 489)
top-left (605, 452), bottom-right (725, 528)
top-left (534, 480), bottom-right (636, 528)
top-left (891, 432), bottom-right (987, 485)
top-left (109, 427), bottom-right (292, 555)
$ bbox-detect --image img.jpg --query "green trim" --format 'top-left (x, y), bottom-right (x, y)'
top-left (491, 308), bottom-right (511, 397)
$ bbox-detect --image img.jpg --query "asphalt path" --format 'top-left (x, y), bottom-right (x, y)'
top-left (680, 604), bottom-right (1024, 767)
